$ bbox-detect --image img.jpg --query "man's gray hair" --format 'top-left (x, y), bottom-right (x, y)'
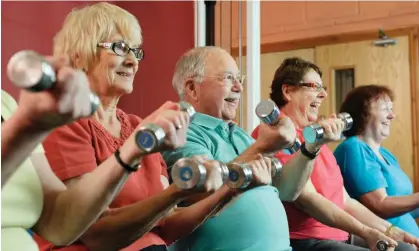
top-left (172, 46), bottom-right (227, 100)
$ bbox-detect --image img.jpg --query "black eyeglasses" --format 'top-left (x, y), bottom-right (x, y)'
top-left (297, 82), bottom-right (327, 92)
top-left (97, 42), bottom-right (144, 61)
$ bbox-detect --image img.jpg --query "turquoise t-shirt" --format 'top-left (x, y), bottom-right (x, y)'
top-left (163, 113), bottom-right (291, 251)
top-left (334, 136), bottom-right (419, 237)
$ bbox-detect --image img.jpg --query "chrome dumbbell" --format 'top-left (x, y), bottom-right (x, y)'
top-left (179, 101), bottom-right (196, 120)
top-left (255, 99), bottom-right (301, 154)
top-left (302, 113), bottom-right (353, 144)
top-left (135, 101), bottom-right (196, 153)
top-left (227, 157), bottom-right (283, 189)
top-left (7, 50), bottom-right (100, 114)
top-left (171, 158), bottom-right (230, 190)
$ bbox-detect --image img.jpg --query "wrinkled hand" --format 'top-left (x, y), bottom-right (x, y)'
top-left (362, 227), bottom-right (398, 251)
top-left (246, 154), bottom-right (272, 186)
top-left (191, 155), bottom-right (226, 193)
top-left (12, 55), bottom-right (94, 131)
top-left (256, 117), bottom-right (297, 153)
top-left (139, 101), bottom-right (191, 151)
top-left (390, 227), bottom-right (419, 248)
top-left (314, 114), bottom-right (345, 145)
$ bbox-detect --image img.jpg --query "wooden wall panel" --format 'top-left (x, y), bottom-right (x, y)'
top-left (316, 36), bottom-right (414, 183)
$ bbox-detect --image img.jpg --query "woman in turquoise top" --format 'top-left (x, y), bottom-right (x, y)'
top-left (334, 85), bottom-right (419, 238)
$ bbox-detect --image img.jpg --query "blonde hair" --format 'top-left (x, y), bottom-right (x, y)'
top-left (172, 46), bottom-right (227, 99)
top-left (53, 2), bottom-right (142, 71)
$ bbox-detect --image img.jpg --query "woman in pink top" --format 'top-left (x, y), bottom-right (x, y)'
top-left (252, 57), bottom-right (417, 251)
top-left (34, 3), bottom-right (230, 251)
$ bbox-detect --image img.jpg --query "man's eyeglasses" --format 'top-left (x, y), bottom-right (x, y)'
top-left (297, 82), bottom-right (327, 92)
top-left (97, 42), bottom-right (144, 61)
top-left (199, 73), bottom-right (246, 86)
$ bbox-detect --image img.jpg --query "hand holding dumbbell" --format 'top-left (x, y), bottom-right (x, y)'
top-left (227, 155), bottom-right (282, 189)
top-left (171, 157), bottom-right (229, 191)
top-left (135, 101), bottom-right (196, 153)
top-left (376, 240), bottom-right (392, 251)
top-left (302, 113), bottom-right (353, 144)
top-left (255, 100), bottom-right (300, 154)
top-left (6, 50), bottom-right (100, 129)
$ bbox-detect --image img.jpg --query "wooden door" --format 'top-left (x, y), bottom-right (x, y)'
top-left (315, 36), bottom-right (415, 183)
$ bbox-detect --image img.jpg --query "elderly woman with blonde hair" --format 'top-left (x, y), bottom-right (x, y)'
top-left (34, 2), bottom-right (231, 251)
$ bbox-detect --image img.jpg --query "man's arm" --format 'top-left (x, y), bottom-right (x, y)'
top-left (158, 138), bottom-right (273, 245)
top-left (156, 185), bottom-right (235, 245)
top-left (158, 140), bottom-right (240, 245)
top-left (238, 142), bottom-right (318, 201)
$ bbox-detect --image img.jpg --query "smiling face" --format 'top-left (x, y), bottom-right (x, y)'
top-left (188, 50), bottom-right (243, 122)
top-left (365, 95), bottom-right (395, 142)
top-left (88, 33), bottom-right (139, 97)
top-left (282, 68), bottom-right (327, 127)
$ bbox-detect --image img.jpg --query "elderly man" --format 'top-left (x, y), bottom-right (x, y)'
top-left (163, 46), bottom-right (345, 251)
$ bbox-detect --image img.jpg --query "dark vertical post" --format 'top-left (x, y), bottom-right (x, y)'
top-left (205, 1), bottom-right (216, 46)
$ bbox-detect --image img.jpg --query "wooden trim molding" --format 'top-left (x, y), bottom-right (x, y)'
top-left (231, 27), bottom-right (414, 57)
top-left (409, 27), bottom-right (419, 192)
top-left (214, 1), bottom-right (232, 53)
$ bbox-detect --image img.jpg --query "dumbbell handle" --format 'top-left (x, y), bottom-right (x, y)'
top-left (7, 50), bottom-right (100, 114)
top-left (226, 157), bottom-right (282, 189)
top-left (171, 158), bottom-right (229, 190)
top-left (255, 100), bottom-right (301, 154)
top-left (302, 113), bottom-right (353, 144)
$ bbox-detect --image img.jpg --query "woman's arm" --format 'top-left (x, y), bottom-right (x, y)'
top-left (31, 151), bottom-right (131, 246)
top-left (1, 114), bottom-right (51, 186)
top-left (76, 182), bottom-right (191, 251)
top-left (359, 189), bottom-right (419, 219)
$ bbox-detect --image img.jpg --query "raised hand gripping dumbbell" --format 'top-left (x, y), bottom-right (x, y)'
top-left (226, 157), bottom-right (282, 189)
top-left (7, 50), bottom-right (101, 114)
top-left (255, 99), bottom-right (301, 154)
top-left (302, 113), bottom-right (353, 144)
top-left (171, 158), bottom-right (230, 190)
top-left (135, 101), bottom-right (196, 153)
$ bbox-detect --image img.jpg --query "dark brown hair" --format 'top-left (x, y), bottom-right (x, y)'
top-left (270, 57), bottom-right (322, 108)
top-left (340, 85), bottom-right (394, 137)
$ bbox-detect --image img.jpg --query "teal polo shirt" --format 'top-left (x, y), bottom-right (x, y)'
top-left (163, 113), bottom-right (292, 251)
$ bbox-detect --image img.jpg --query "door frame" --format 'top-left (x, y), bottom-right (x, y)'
top-left (231, 26), bottom-right (419, 192)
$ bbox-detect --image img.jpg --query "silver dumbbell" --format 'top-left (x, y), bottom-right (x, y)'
top-left (171, 158), bottom-right (230, 190)
top-left (179, 101), bottom-right (196, 120)
top-left (302, 113), bottom-right (353, 144)
top-left (227, 157), bottom-right (283, 189)
top-left (255, 100), bottom-right (301, 154)
top-left (7, 50), bottom-right (100, 114)
top-left (375, 240), bottom-right (390, 251)
top-left (135, 102), bottom-right (196, 153)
